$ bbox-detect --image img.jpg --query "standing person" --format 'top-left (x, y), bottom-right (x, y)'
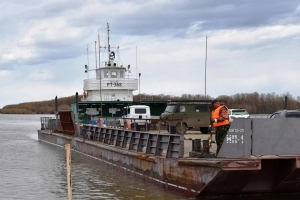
top-left (211, 99), bottom-right (230, 156)
top-left (98, 117), bottom-right (103, 126)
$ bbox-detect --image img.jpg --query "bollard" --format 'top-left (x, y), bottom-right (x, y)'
top-left (192, 140), bottom-right (194, 151)
top-left (194, 139), bottom-right (201, 152)
top-left (202, 140), bottom-right (210, 154)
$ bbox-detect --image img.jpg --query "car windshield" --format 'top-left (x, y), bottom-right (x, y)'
top-left (165, 105), bottom-right (175, 113)
top-left (231, 109), bottom-right (249, 115)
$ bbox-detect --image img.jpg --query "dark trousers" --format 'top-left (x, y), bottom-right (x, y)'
top-left (215, 124), bottom-right (230, 156)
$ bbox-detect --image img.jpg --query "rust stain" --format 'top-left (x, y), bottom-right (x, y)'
top-left (221, 160), bottom-right (260, 169)
top-left (137, 154), bottom-right (149, 160)
top-left (178, 168), bottom-right (194, 184)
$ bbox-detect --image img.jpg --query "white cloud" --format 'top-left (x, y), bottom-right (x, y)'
top-left (1, 0), bottom-right (300, 108)
top-left (28, 69), bottom-right (53, 80)
top-left (19, 18), bottom-right (83, 46)
top-left (0, 70), bottom-right (11, 78)
top-left (209, 24), bottom-right (300, 49)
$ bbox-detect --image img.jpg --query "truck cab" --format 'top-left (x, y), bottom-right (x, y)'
top-left (119, 105), bottom-right (151, 131)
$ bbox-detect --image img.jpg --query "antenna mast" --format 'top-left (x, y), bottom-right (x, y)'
top-left (98, 29), bottom-right (102, 116)
top-left (98, 29), bottom-right (101, 67)
top-left (205, 33), bottom-right (208, 99)
top-left (87, 45), bottom-right (89, 79)
top-left (136, 46), bottom-right (138, 78)
top-left (107, 23), bottom-right (110, 62)
top-left (95, 41), bottom-right (97, 69)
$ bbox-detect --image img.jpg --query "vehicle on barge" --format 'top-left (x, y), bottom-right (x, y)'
top-left (160, 100), bottom-right (212, 134)
top-left (118, 105), bottom-right (151, 131)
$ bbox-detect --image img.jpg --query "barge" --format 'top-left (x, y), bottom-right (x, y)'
top-left (38, 111), bottom-right (300, 197)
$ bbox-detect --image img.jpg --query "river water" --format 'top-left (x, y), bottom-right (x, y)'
top-left (0, 114), bottom-right (299, 200)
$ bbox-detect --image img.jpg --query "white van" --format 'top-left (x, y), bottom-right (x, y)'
top-left (118, 105), bottom-right (151, 131)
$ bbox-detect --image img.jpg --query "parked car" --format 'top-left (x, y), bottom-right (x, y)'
top-left (270, 110), bottom-right (300, 118)
top-left (228, 109), bottom-right (250, 123)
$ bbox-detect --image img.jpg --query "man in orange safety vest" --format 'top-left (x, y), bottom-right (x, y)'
top-left (211, 99), bottom-right (230, 156)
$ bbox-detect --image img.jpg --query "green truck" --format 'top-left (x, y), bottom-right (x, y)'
top-left (160, 100), bottom-right (212, 134)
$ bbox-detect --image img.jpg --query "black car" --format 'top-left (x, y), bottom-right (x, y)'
top-left (270, 110), bottom-right (300, 118)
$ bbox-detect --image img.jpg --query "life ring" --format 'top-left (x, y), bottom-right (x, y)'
top-left (83, 91), bottom-right (88, 98)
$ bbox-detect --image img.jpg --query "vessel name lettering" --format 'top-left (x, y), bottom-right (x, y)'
top-left (107, 82), bottom-right (122, 87)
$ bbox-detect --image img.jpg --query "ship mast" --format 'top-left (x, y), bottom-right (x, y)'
top-left (107, 23), bottom-right (110, 64)
top-left (99, 29), bottom-right (102, 117)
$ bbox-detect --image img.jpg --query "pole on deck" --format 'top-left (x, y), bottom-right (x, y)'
top-left (65, 144), bottom-right (72, 200)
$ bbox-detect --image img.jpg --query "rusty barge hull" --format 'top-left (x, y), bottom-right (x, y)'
top-left (38, 129), bottom-right (300, 197)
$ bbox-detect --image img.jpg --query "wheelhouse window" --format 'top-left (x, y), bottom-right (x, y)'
top-left (120, 71), bottom-right (124, 78)
top-left (104, 70), bottom-right (109, 78)
top-left (111, 71), bottom-right (117, 78)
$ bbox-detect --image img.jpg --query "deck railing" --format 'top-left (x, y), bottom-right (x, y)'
top-left (81, 124), bottom-right (184, 158)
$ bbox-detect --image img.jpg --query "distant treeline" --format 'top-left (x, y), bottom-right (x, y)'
top-left (0, 95), bottom-right (78, 114)
top-left (135, 92), bottom-right (300, 114)
top-left (0, 92), bottom-right (299, 114)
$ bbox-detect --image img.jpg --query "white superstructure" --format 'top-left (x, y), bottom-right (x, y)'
top-left (82, 23), bottom-right (138, 102)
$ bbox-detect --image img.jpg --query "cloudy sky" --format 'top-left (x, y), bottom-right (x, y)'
top-left (1, 0), bottom-right (300, 108)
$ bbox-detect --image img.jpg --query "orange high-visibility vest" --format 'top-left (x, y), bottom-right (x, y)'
top-left (211, 105), bottom-right (229, 127)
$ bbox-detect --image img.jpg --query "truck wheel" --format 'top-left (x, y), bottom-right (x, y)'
top-left (176, 123), bottom-right (187, 134)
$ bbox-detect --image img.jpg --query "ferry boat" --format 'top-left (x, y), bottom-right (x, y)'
top-left (71, 23), bottom-right (166, 124)
top-left (82, 23), bottom-right (137, 103)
